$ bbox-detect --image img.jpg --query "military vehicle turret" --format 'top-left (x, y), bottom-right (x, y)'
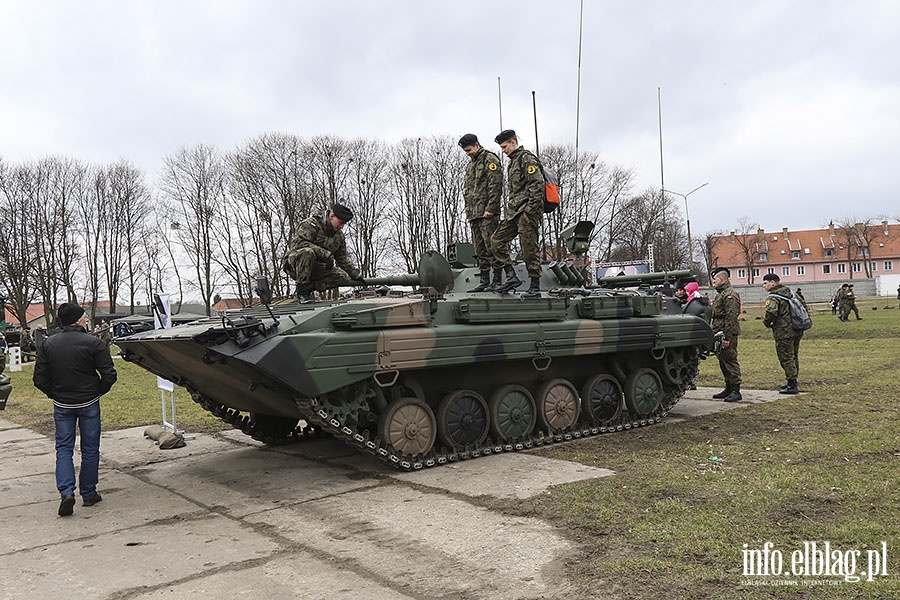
top-left (118, 222), bottom-right (713, 470)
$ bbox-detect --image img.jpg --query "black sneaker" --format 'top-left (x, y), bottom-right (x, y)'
top-left (58, 494), bottom-right (75, 516)
top-left (83, 492), bottom-right (103, 507)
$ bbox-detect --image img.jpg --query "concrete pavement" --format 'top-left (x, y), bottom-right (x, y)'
top-left (0, 387), bottom-right (780, 599)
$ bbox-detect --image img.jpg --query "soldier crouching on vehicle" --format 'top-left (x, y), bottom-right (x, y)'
top-left (282, 203), bottom-right (362, 304)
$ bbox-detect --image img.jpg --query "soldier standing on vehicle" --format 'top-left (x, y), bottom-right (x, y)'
top-left (282, 204), bottom-right (362, 304)
top-left (762, 273), bottom-right (802, 394)
top-left (710, 267), bottom-right (742, 402)
top-left (489, 129), bottom-right (544, 298)
top-left (458, 133), bottom-right (503, 292)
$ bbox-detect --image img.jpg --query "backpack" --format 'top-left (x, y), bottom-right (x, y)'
top-left (540, 164), bottom-right (560, 213)
top-left (526, 151), bottom-right (560, 213)
top-left (767, 292), bottom-right (812, 331)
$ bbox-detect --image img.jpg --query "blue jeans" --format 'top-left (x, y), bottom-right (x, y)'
top-left (54, 402), bottom-right (101, 498)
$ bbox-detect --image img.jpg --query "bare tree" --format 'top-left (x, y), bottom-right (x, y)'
top-left (346, 139), bottom-right (392, 277)
top-left (698, 229), bottom-right (725, 284)
top-left (107, 161), bottom-right (152, 314)
top-left (0, 160), bottom-right (40, 328)
top-left (159, 145), bottom-right (226, 315)
top-left (388, 138), bottom-right (433, 272)
top-left (536, 144), bottom-right (634, 264)
top-left (226, 133), bottom-right (314, 299)
top-left (728, 217), bottom-right (765, 284)
top-left (77, 165), bottom-right (107, 322)
top-left (607, 188), bottom-right (684, 270)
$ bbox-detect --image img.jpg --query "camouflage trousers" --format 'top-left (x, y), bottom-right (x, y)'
top-left (490, 209), bottom-right (542, 278)
top-left (469, 216), bottom-right (501, 272)
top-left (717, 336), bottom-right (742, 386)
top-left (774, 334), bottom-right (802, 380)
top-left (282, 247), bottom-right (351, 291)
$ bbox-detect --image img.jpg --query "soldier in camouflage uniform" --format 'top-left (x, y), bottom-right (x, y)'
top-left (282, 204), bottom-right (361, 303)
top-left (490, 129), bottom-right (544, 298)
top-left (710, 267), bottom-right (742, 402)
top-left (458, 133), bottom-right (503, 292)
top-left (845, 284), bottom-right (861, 320)
top-left (762, 273), bottom-right (801, 394)
top-left (837, 283), bottom-right (849, 321)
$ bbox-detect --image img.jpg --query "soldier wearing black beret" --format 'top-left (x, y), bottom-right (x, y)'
top-left (710, 266), bottom-right (742, 402)
top-left (282, 203), bottom-right (362, 303)
top-left (489, 129), bottom-right (545, 298)
top-left (459, 133), bottom-right (503, 291)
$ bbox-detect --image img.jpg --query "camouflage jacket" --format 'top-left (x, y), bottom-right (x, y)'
top-left (837, 288), bottom-right (848, 306)
top-left (506, 146), bottom-right (545, 218)
top-left (763, 283), bottom-right (795, 340)
top-left (463, 148), bottom-right (502, 221)
top-left (711, 283), bottom-right (741, 340)
top-left (290, 213), bottom-right (361, 280)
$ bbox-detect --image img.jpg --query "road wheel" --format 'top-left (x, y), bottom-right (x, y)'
top-left (536, 378), bottom-right (580, 432)
top-left (624, 368), bottom-right (663, 417)
top-left (488, 385), bottom-right (536, 441)
top-left (580, 374), bottom-right (623, 426)
top-left (378, 397), bottom-right (437, 456)
top-left (437, 390), bottom-right (490, 448)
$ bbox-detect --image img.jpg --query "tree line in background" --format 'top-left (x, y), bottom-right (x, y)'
top-left (1, 133), bottom-right (696, 329)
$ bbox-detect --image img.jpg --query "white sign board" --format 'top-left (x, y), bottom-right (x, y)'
top-left (153, 293), bottom-right (175, 392)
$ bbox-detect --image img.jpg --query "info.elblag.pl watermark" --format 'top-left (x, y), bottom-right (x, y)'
top-left (741, 541), bottom-right (889, 586)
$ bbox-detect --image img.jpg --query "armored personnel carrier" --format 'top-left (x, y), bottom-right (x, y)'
top-left (118, 222), bottom-right (713, 470)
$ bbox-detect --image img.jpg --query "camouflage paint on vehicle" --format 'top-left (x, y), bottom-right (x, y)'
top-left (119, 230), bottom-right (713, 470)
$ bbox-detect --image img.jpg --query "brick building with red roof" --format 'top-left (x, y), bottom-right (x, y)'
top-left (709, 220), bottom-right (900, 286)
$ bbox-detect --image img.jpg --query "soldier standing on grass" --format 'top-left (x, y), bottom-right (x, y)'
top-left (837, 283), bottom-right (850, 321)
top-left (458, 133), bottom-right (503, 292)
top-left (710, 267), bottom-right (742, 402)
top-left (846, 284), bottom-right (861, 320)
top-left (762, 273), bottom-right (802, 395)
top-left (489, 129), bottom-right (544, 298)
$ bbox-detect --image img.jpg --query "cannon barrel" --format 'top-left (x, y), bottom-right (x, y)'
top-left (593, 269), bottom-right (692, 289)
top-left (351, 274), bottom-right (421, 287)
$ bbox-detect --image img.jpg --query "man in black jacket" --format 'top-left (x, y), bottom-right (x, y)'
top-left (33, 303), bottom-right (117, 516)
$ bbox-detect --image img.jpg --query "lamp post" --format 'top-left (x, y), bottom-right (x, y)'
top-left (663, 182), bottom-right (708, 270)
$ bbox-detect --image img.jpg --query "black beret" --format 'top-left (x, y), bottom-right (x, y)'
top-left (710, 266), bottom-right (730, 277)
top-left (458, 133), bottom-right (478, 147)
top-left (494, 129), bottom-right (516, 144)
top-left (58, 302), bottom-right (85, 326)
top-left (762, 273), bottom-right (780, 282)
top-left (331, 203), bottom-right (353, 223)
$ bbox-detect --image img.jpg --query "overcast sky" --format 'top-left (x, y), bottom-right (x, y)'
top-left (3, 0), bottom-right (899, 239)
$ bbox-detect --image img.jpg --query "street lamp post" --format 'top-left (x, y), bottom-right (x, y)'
top-left (663, 182), bottom-right (708, 270)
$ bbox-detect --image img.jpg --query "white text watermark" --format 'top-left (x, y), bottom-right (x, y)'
top-left (742, 541), bottom-right (888, 583)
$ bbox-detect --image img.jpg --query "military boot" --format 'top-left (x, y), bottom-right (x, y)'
top-left (712, 384), bottom-right (733, 399)
top-left (723, 384), bottom-right (743, 403)
top-left (494, 265), bottom-right (523, 293)
top-left (468, 270), bottom-right (492, 292)
top-left (522, 277), bottom-right (542, 298)
top-left (487, 268), bottom-right (504, 291)
top-left (780, 379), bottom-right (799, 394)
top-left (296, 283), bottom-right (315, 304)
